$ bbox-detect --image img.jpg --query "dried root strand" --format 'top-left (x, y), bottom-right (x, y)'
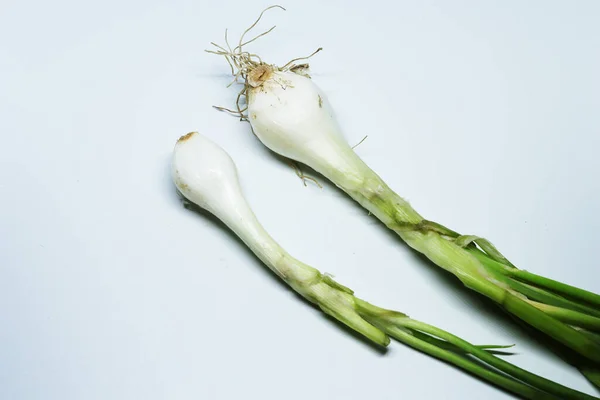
top-left (281, 47), bottom-right (323, 71)
top-left (208, 5), bottom-right (324, 187)
top-left (206, 7), bottom-right (286, 120)
top-left (206, 4), bottom-right (322, 107)
top-left (288, 160), bottom-right (323, 188)
top-left (352, 135), bottom-right (368, 150)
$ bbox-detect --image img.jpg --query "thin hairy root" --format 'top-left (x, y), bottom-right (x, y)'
top-left (236, 5), bottom-right (285, 51)
top-left (211, 75), bottom-right (251, 121)
top-left (235, 87), bottom-right (248, 115)
top-left (213, 106), bottom-right (248, 121)
top-left (209, 6), bottom-right (324, 187)
top-left (238, 25), bottom-right (277, 50)
top-left (225, 29), bottom-right (232, 52)
top-left (206, 7), bottom-right (284, 116)
top-left (288, 160), bottom-right (322, 188)
top-left (352, 135), bottom-right (368, 150)
top-left (207, 5), bottom-right (322, 98)
top-left (281, 47), bottom-right (323, 71)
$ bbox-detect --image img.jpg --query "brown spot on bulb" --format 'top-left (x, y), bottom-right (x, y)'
top-left (178, 132), bottom-right (196, 142)
top-left (248, 65), bottom-right (273, 88)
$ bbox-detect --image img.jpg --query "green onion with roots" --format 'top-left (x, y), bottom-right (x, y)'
top-left (172, 131), bottom-right (598, 399)
top-left (207, 6), bottom-right (600, 385)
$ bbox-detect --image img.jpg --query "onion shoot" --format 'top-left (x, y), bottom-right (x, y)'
top-left (208, 6), bottom-right (600, 383)
top-left (171, 131), bottom-right (597, 399)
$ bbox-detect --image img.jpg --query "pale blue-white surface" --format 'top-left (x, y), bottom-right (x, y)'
top-left (1, 1), bottom-right (599, 399)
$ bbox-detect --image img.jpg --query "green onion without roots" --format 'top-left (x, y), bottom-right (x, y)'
top-left (171, 131), bottom-right (598, 399)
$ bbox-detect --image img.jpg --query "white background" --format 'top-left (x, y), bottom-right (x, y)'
top-left (1, 0), bottom-right (599, 399)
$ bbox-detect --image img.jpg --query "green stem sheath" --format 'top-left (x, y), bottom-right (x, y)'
top-left (505, 269), bottom-right (600, 308)
top-left (532, 302), bottom-right (600, 332)
top-left (328, 158), bottom-right (600, 363)
top-left (469, 249), bottom-right (600, 318)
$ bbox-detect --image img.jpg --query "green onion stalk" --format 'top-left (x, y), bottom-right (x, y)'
top-left (172, 131), bottom-right (598, 399)
top-left (208, 6), bottom-right (600, 386)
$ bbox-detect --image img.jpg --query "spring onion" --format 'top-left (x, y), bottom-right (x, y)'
top-left (172, 131), bottom-right (597, 399)
top-left (207, 7), bottom-right (600, 379)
